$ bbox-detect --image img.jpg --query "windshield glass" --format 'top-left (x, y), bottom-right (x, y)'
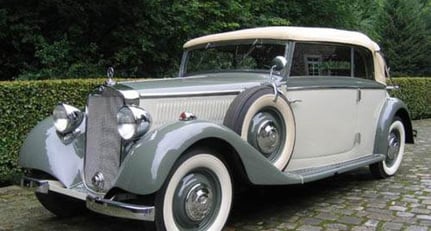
top-left (183, 40), bottom-right (287, 76)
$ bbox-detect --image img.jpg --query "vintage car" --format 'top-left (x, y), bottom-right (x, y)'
top-left (20, 27), bottom-right (414, 230)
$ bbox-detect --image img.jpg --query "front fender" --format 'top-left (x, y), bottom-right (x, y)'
top-left (19, 117), bottom-right (85, 187)
top-left (374, 97), bottom-right (414, 155)
top-left (114, 120), bottom-right (298, 195)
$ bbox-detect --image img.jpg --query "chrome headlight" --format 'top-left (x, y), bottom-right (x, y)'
top-left (53, 103), bottom-right (84, 134)
top-left (117, 106), bottom-right (152, 140)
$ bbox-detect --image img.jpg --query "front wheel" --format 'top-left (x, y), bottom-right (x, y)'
top-left (370, 117), bottom-right (406, 178)
top-left (154, 149), bottom-right (233, 231)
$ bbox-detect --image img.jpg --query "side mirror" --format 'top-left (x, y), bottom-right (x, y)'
top-left (271, 56), bottom-right (287, 71)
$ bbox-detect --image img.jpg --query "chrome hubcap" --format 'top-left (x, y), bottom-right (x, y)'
top-left (173, 172), bottom-right (221, 230)
top-left (386, 130), bottom-right (400, 166)
top-left (248, 110), bottom-right (285, 161)
top-left (185, 184), bottom-right (213, 221)
top-left (257, 120), bottom-right (280, 154)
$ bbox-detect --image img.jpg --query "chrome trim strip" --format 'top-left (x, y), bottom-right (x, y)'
top-left (140, 89), bottom-right (241, 98)
top-left (86, 194), bottom-right (155, 221)
top-left (286, 85), bottom-right (384, 91)
top-left (21, 177), bottom-right (87, 200)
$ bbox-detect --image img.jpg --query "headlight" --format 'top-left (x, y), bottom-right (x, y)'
top-left (53, 103), bottom-right (84, 134)
top-left (117, 106), bottom-right (152, 140)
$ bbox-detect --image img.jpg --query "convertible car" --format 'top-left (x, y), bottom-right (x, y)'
top-left (20, 27), bottom-right (414, 230)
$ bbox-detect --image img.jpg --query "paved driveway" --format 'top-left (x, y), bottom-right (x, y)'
top-left (1, 120), bottom-right (430, 231)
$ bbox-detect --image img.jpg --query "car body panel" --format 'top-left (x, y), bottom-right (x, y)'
top-left (118, 73), bottom-right (280, 97)
top-left (374, 97), bottom-right (414, 155)
top-left (114, 120), bottom-right (303, 195)
top-left (19, 117), bottom-right (84, 188)
top-left (280, 77), bottom-right (387, 170)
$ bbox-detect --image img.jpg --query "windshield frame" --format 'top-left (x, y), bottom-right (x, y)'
top-left (179, 39), bottom-right (289, 77)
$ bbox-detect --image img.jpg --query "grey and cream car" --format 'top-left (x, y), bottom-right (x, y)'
top-left (20, 27), bottom-right (414, 230)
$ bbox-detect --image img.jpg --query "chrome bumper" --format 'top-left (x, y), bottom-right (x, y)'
top-left (21, 176), bottom-right (87, 200)
top-left (86, 195), bottom-right (155, 221)
top-left (21, 176), bottom-right (155, 221)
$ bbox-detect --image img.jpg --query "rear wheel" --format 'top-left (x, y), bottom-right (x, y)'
top-left (370, 117), bottom-right (406, 178)
top-left (154, 149), bottom-right (233, 231)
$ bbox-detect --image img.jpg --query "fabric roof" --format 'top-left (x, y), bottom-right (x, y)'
top-left (183, 26), bottom-right (380, 51)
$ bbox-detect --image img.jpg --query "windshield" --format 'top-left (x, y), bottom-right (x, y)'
top-left (182, 40), bottom-right (287, 76)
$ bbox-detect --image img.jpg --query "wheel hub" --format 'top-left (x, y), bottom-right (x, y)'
top-left (185, 183), bottom-right (213, 222)
top-left (387, 132), bottom-right (400, 161)
top-left (256, 120), bottom-right (280, 154)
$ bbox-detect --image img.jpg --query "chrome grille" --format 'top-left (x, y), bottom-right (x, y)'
top-left (85, 95), bottom-right (123, 192)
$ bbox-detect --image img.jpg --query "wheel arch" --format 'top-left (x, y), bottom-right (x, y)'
top-left (374, 97), bottom-right (414, 155)
top-left (185, 138), bottom-right (252, 189)
top-left (394, 108), bottom-right (414, 144)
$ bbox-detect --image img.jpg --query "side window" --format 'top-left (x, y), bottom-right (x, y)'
top-left (354, 47), bottom-right (374, 80)
top-left (291, 43), bottom-right (351, 77)
top-left (290, 43), bottom-right (374, 79)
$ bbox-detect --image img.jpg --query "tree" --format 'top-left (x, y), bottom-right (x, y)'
top-left (0, 0), bottom-right (428, 80)
top-left (377, 0), bottom-right (431, 76)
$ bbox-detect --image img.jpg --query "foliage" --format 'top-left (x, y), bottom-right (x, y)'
top-left (0, 0), bottom-right (291, 80)
top-left (391, 78), bottom-right (431, 119)
top-left (0, 79), bottom-right (104, 184)
top-left (376, 0), bottom-right (431, 76)
top-left (4, 0), bottom-right (429, 80)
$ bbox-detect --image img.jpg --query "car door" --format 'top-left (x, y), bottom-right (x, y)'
top-left (283, 42), bottom-right (360, 171)
top-left (352, 46), bottom-right (388, 155)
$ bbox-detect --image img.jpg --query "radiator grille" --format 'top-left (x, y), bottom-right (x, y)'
top-left (85, 95), bottom-right (123, 192)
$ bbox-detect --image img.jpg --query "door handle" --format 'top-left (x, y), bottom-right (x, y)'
top-left (356, 89), bottom-right (361, 103)
top-left (288, 99), bottom-right (302, 104)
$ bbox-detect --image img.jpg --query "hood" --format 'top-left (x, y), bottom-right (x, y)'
top-left (114, 73), bottom-right (275, 97)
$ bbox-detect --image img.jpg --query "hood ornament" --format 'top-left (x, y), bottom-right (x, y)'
top-left (105, 66), bottom-right (116, 86)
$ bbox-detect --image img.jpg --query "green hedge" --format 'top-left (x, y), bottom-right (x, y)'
top-left (0, 79), bottom-right (105, 185)
top-left (0, 77), bottom-right (430, 184)
top-left (391, 77), bottom-right (431, 120)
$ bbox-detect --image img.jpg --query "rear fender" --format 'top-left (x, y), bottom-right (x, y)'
top-left (374, 97), bottom-right (414, 155)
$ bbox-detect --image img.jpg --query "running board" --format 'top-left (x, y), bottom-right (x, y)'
top-left (283, 154), bottom-right (385, 184)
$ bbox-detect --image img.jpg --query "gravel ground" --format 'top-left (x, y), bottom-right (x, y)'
top-left (0, 119), bottom-right (430, 231)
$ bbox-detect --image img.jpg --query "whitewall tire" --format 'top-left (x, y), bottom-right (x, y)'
top-left (155, 150), bottom-right (232, 231)
top-left (370, 117), bottom-right (406, 178)
top-left (224, 86), bottom-right (295, 170)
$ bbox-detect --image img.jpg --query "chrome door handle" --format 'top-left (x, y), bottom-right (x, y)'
top-left (289, 99), bottom-right (302, 104)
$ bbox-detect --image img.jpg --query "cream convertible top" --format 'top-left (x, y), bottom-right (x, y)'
top-left (183, 26), bottom-right (386, 84)
top-left (184, 26), bottom-right (380, 51)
